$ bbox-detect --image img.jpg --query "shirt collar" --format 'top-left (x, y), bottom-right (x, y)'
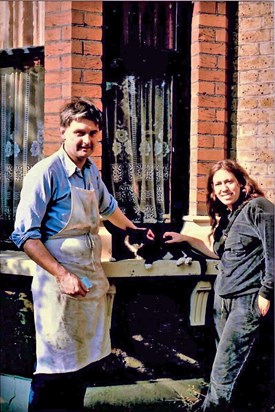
top-left (58, 145), bottom-right (92, 178)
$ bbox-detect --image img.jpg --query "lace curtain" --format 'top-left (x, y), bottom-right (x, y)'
top-left (105, 76), bottom-right (172, 224)
top-left (0, 65), bottom-right (44, 220)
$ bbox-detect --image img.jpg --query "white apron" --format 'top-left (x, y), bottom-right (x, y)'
top-left (31, 184), bottom-right (111, 374)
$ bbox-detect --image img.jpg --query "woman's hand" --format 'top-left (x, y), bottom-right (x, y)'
top-left (163, 230), bottom-right (217, 259)
top-left (163, 231), bottom-right (184, 243)
top-left (258, 295), bottom-right (270, 316)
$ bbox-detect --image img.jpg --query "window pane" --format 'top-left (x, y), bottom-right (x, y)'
top-left (0, 51), bottom-right (44, 225)
top-left (105, 77), bottom-right (172, 224)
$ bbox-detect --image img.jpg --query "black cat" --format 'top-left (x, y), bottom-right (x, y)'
top-left (104, 222), bottom-right (208, 273)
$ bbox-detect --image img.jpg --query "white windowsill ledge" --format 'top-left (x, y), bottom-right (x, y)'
top-left (0, 250), bottom-right (218, 278)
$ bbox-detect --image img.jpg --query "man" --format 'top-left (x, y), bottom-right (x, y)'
top-left (12, 97), bottom-right (153, 411)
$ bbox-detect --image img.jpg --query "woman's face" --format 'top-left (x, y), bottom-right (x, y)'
top-left (212, 169), bottom-right (242, 210)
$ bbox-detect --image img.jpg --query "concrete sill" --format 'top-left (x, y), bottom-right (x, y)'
top-left (0, 250), bottom-right (218, 278)
top-left (0, 373), bottom-right (206, 412)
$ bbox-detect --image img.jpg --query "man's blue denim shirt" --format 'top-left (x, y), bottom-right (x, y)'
top-left (11, 146), bottom-right (118, 249)
top-left (214, 197), bottom-right (274, 300)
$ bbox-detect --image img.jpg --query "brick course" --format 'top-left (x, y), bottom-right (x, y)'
top-left (41, 0), bottom-right (274, 213)
top-left (190, 1), bottom-right (228, 215)
top-left (44, 1), bottom-right (103, 168)
top-left (236, 1), bottom-right (274, 202)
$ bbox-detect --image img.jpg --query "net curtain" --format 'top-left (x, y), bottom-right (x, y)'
top-left (0, 65), bottom-right (44, 220)
top-left (105, 76), bottom-right (172, 224)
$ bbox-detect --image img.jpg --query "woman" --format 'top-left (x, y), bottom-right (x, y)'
top-left (164, 159), bottom-right (274, 411)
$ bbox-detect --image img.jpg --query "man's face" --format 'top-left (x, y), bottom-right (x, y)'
top-left (61, 119), bottom-right (100, 168)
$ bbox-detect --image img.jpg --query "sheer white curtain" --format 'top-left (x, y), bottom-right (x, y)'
top-left (0, 65), bottom-right (44, 220)
top-left (105, 76), bottom-right (172, 224)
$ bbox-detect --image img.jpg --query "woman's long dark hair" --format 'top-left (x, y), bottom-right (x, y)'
top-left (207, 159), bottom-right (265, 231)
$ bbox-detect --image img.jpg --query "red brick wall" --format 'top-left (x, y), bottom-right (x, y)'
top-left (190, 1), bottom-right (229, 215)
top-left (42, 1), bottom-right (274, 214)
top-left (44, 1), bottom-right (103, 170)
top-left (43, 0), bottom-right (230, 215)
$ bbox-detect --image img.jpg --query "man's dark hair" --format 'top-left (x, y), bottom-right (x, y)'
top-left (60, 97), bottom-right (103, 130)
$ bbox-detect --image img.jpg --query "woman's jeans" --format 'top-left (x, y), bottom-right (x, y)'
top-left (202, 292), bottom-right (262, 411)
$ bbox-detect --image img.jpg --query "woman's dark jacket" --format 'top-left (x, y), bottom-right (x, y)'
top-left (214, 197), bottom-right (274, 300)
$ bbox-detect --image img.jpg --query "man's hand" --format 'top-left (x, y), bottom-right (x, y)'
top-left (126, 227), bottom-right (155, 244)
top-left (23, 239), bottom-right (90, 297)
top-left (146, 229), bottom-right (155, 240)
top-left (107, 207), bottom-right (155, 240)
top-left (56, 272), bottom-right (89, 297)
top-left (137, 227), bottom-right (155, 240)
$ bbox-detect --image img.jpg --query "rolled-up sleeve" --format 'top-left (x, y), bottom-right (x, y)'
top-left (98, 179), bottom-right (118, 218)
top-left (11, 165), bottom-right (52, 249)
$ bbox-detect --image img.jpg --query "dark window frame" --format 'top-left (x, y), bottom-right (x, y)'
top-left (102, 2), bottom-right (192, 226)
top-left (0, 46), bottom-right (44, 250)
